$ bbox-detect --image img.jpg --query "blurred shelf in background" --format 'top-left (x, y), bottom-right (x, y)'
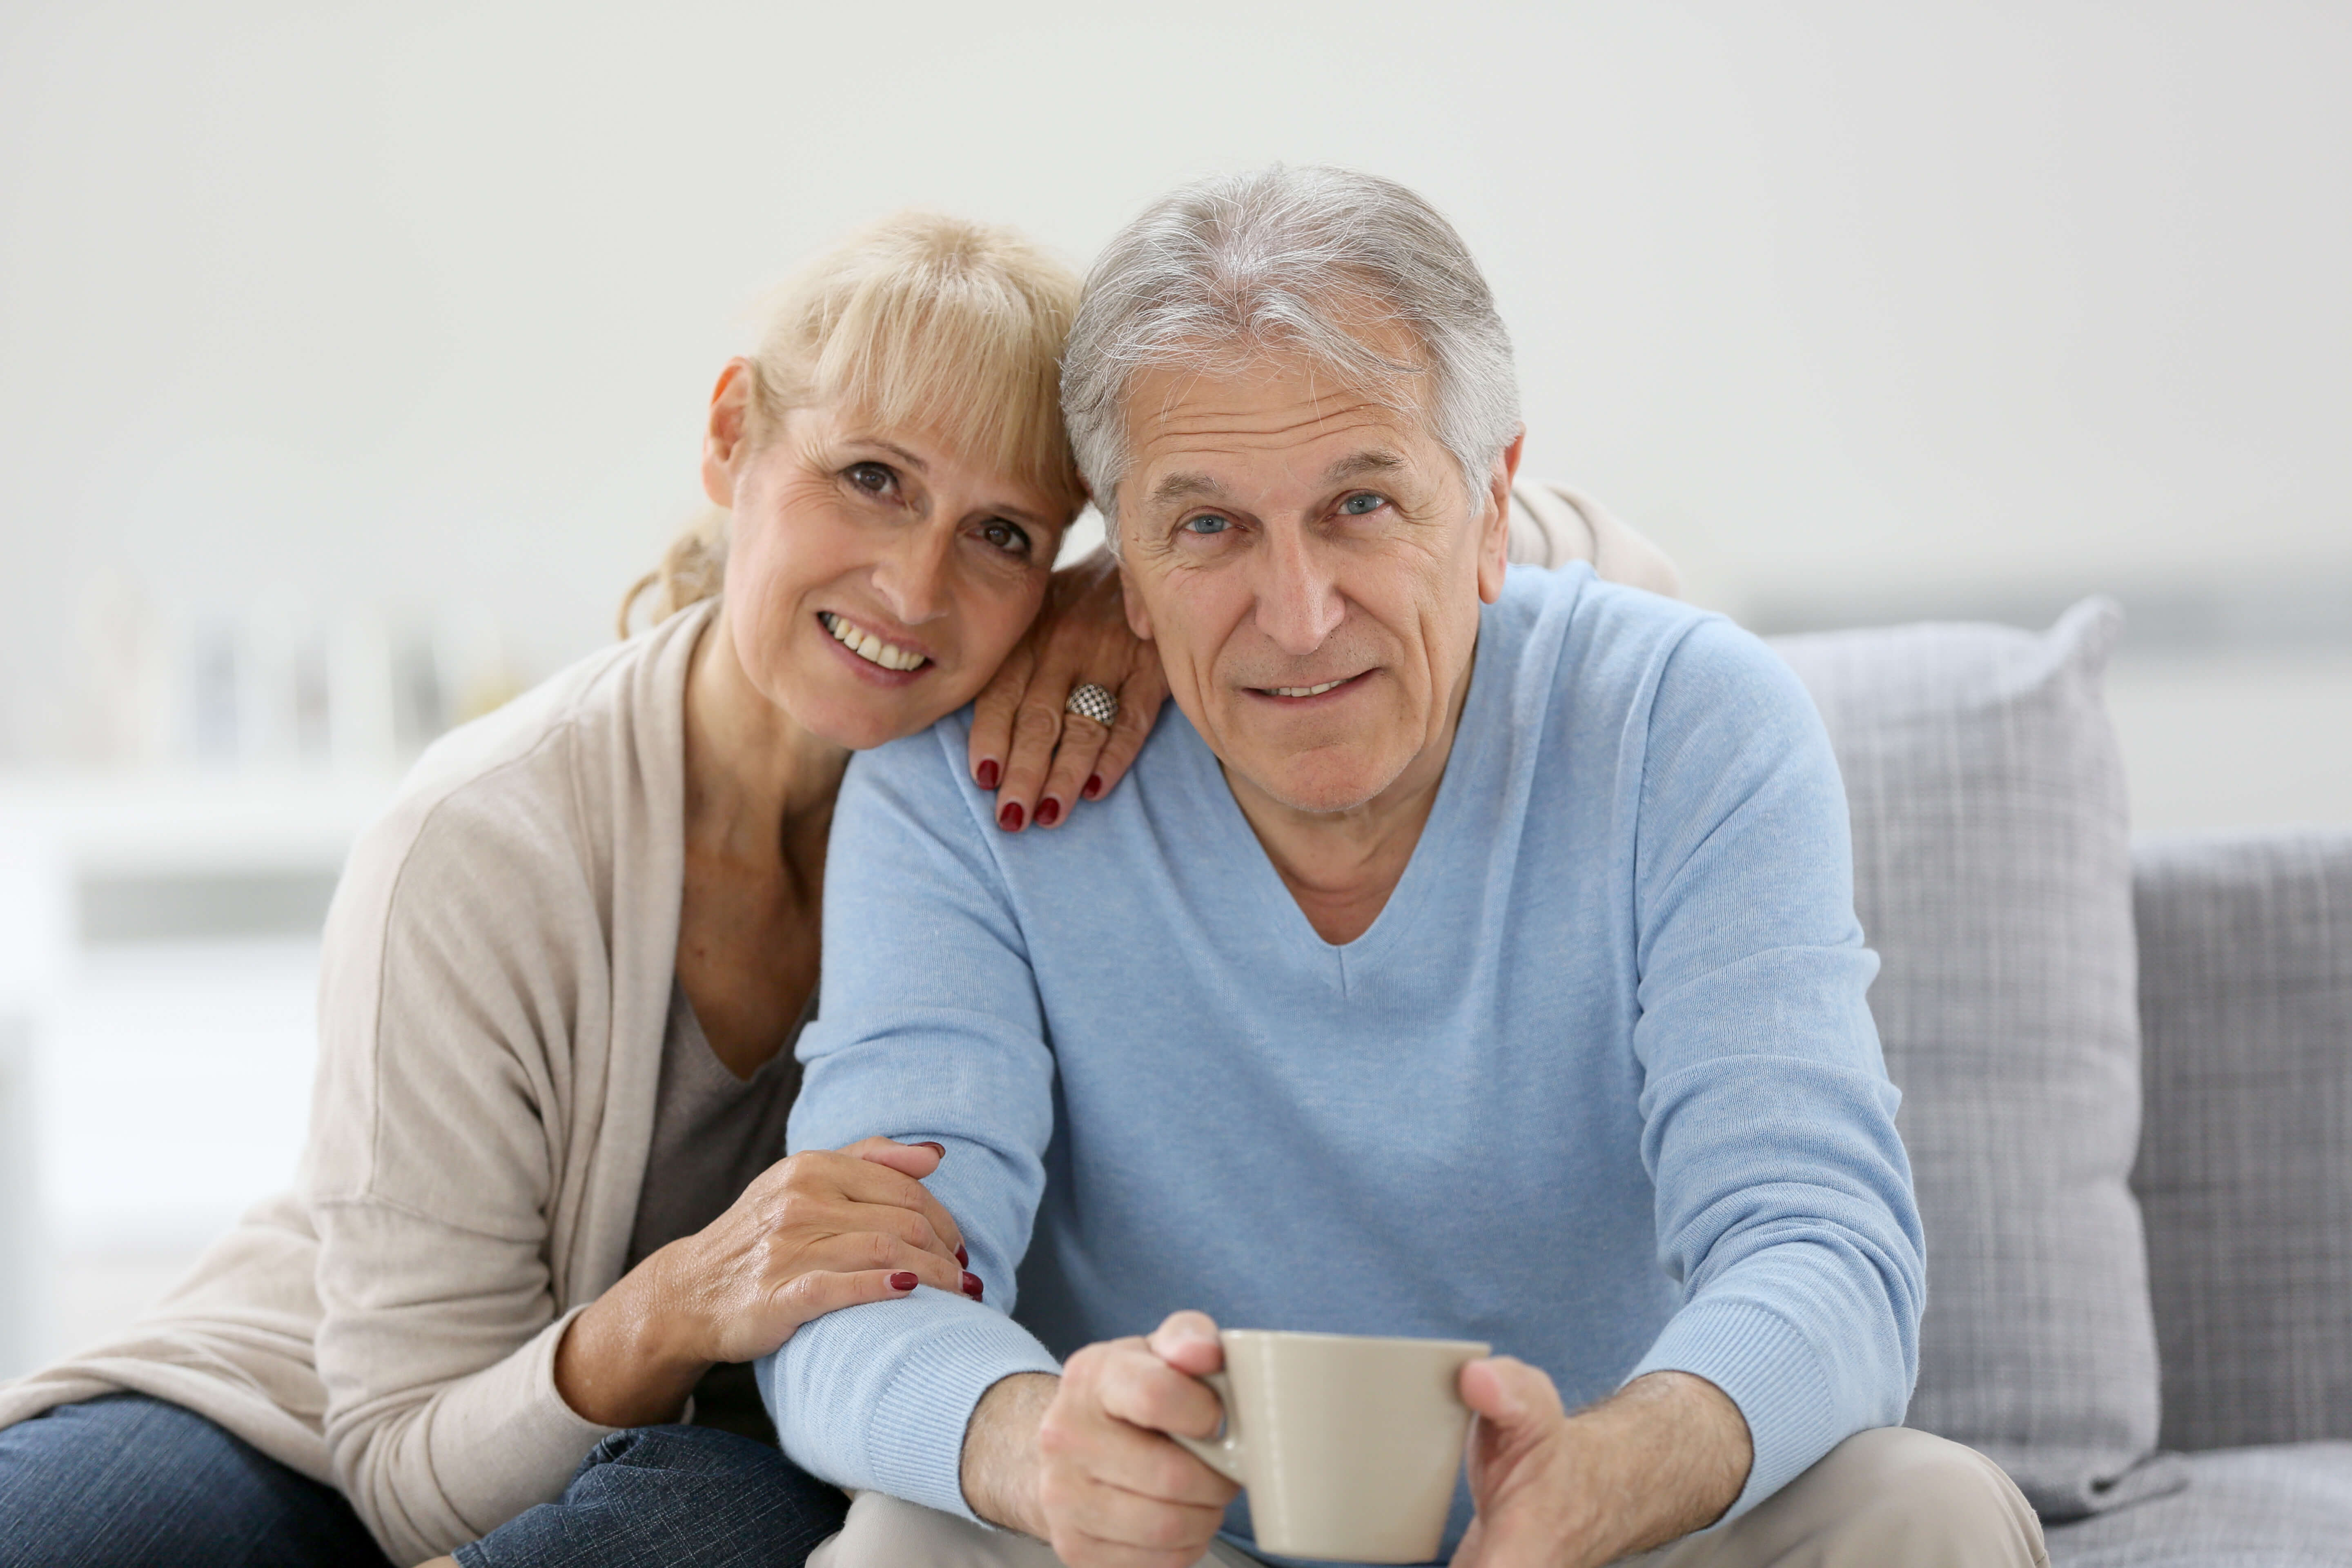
top-left (2105, 653), bottom-right (2352, 834)
top-left (0, 766), bottom-right (405, 892)
top-left (0, 765), bottom-right (400, 1377)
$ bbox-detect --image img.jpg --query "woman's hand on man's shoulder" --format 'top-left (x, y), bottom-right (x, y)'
top-left (965, 549), bottom-right (1168, 834)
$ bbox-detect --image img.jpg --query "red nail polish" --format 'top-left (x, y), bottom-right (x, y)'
top-left (890, 1272), bottom-right (918, 1292)
top-left (956, 1244), bottom-right (969, 1267)
top-left (916, 1141), bottom-right (946, 1157)
top-left (1084, 775), bottom-right (1104, 800)
top-left (1034, 797), bottom-right (1061, 827)
top-left (998, 802), bottom-right (1025, 831)
top-left (976, 759), bottom-right (1000, 791)
top-left (962, 1272), bottom-right (984, 1301)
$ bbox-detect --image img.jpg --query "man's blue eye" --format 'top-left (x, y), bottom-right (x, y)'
top-left (1182, 514), bottom-right (1230, 535)
top-left (1339, 493), bottom-right (1384, 516)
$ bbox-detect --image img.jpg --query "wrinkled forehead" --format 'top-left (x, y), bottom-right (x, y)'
top-left (1118, 348), bottom-right (1454, 510)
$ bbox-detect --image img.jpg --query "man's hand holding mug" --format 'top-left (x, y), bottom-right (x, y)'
top-left (960, 1309), bottom-right (1753, 1568)
top-left (1030, 1312), bottom-right (1239, 1567)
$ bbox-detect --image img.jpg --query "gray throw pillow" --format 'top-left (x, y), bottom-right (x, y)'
top-left (1768, 599), bottom-right (2165, 1519)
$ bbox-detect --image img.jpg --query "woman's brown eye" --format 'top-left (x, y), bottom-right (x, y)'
top-left (983, 520), bottom-right (1031, 557)
top-left (847, 462), bottom-right (894, 493)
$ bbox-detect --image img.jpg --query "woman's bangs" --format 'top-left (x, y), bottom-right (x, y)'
top-left (814, 273), bottom-right (1081, 513)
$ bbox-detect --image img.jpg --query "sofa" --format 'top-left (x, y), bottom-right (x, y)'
top-left (1766, 600), bottom-right (2352, 1564)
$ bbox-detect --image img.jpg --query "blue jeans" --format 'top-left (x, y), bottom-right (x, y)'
top-left (457, 1422), bottom-right (849, 1566)
top-left (1, 1396), bottom-right (846, 1568)
top-left (0, 1393), bottom-right (392, 1567)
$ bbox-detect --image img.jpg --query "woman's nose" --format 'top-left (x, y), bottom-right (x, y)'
top-left (869, 525), bottom-right (955, 625)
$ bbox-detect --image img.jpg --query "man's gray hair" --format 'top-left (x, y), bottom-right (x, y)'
top-left (1062, 165), bottom-right (1521, 548)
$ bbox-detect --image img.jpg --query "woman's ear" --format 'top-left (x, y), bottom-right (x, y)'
top-left (701, 360), bottom-right (756, 508)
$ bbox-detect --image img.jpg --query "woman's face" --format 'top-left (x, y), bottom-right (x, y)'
top-left (703, 363), bottom-right (1070, 750)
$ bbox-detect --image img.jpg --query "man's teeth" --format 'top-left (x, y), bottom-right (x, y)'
top-left (1269, 677), bottom-right (1349, 698)
top-left (820, 612), bottom-right (926, 673)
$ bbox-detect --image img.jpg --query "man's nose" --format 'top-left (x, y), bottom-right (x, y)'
top-left (869, 522), bottom-right (955, 625)
top-left (1252, 525), bottom-right (1346, 656)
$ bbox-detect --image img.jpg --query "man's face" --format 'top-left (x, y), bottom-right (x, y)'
top-left (1112, 333), bottom-right (1513, 815)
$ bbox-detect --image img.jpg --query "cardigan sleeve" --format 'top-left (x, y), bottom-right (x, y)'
top-left (303, 774), bottom-right (623, 1564)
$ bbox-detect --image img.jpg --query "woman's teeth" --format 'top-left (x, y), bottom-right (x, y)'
top-left (1269, 677), bottom-right (1349, 698)
top-left (820, 612), bottom-right (926, 673)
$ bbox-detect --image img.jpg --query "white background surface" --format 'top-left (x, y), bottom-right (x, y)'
top-left (4, 2), bottom-right (2349, 752)
top-left (1, 0), bottom-right (2347, 1368)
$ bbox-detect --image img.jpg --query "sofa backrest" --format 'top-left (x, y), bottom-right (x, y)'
top-left (1771, 601), bottom-right (2167, 1519)
top-left (2133, 829), bottom-right (2352, 1451)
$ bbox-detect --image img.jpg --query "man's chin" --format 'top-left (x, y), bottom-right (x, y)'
top-left (1232, 749), bottom-right (1409, 817)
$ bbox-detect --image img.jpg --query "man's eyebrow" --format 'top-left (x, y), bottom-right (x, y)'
top-left (1146, 450), bottom-right (1408, 509)
top-left (1147, 471), bottom-right (1227, 507)
top-left (1325, 449), bottom-right (1406, 484)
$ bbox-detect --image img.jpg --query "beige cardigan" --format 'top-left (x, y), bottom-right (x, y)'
top-left (0, 600), bottom-right (714, 1562)
top-left (0, 483), bottom-right (1668, 1564)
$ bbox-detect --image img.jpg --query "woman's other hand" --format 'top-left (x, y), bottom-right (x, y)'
top-left (552, 1137), bottom-right (974, 1428)
top-left (967, 548), bottom-right (1168, 831)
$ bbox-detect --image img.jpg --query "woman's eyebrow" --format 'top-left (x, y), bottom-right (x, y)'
top-left (987, 500), bottom-right (1054, 529)
top-left (842, 437), bottom-right (930, 473)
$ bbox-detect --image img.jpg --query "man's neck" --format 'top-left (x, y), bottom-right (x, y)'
top-left (1224, 639), bottom-right (1478, 947)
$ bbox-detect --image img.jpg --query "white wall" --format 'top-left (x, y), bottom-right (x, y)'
top-left (2, 0), bottom-right (2348, 807)
top-left (1, 0), bottom-right (2348, 1367)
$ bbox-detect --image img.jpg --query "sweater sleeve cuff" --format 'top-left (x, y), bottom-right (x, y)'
top-left (516, 1303), bottom-right (625, 1450)
top-left (864, 1305), bottom-right (1065, 1520)
top-left (366, 1303), bottom-right (619, 1562)
top-left (1624, 1297), bottom-right (1845, 1521)
top-left (763, 1287), bottom-right (1064, 1521)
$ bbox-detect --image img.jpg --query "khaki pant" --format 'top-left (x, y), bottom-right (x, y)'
top-left (807, 1426), bottom-right (2047, 1568)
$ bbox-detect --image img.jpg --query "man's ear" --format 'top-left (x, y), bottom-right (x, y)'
top-left (700, 360), bottom-right (756, 509)
top-left (1476, 425), bottom-right (1527, 604)
top-left (1119, 556), bottom-right (1154, 642)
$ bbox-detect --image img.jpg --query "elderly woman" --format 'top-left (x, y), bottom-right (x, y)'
top-left (0, 213), bottom-right (1165, 1568)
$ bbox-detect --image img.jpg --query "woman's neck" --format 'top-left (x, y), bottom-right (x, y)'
top-left (683, 604), bottom-right (850, 871)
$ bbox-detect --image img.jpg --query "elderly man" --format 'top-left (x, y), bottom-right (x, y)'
top-left (761, 166), bottom-right (2045, 1568)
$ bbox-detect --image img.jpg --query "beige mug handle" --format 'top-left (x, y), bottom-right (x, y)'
top-left (1169, 1369), bottom-right (1245, 1486)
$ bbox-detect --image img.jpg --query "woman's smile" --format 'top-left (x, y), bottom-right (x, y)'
top-left (817, 610), bottom-right (933, 678)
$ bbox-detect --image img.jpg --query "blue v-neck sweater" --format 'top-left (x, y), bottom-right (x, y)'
top-left (763, 566), bottom-right (1922, 1561)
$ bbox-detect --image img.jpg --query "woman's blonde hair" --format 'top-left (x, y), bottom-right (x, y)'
top-left (619, 213), bottom-right (1086, 635)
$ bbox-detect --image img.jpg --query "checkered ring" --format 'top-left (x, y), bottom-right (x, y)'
top-left (1064, 682), bottom-right (1119, 727)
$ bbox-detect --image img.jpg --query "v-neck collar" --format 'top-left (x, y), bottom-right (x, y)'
top-left (1165, 603), bottom-right (1502, 979)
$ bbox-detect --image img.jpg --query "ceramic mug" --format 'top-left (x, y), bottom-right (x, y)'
top-left (1172, 1328), bottom-right (1490, 1564)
